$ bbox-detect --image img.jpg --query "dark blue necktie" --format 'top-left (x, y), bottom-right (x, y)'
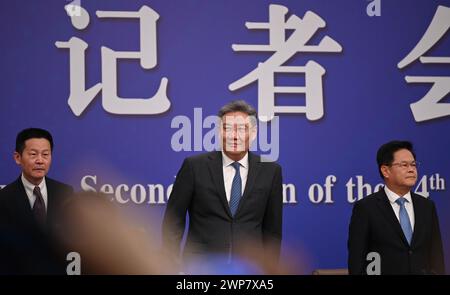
top-left (396, 198), bottom-right (413, 245)
top-left (229, 162), bottom-right (242, 217)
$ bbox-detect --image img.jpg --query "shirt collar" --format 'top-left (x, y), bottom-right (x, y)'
top-left (222, 151), bottom-right (249, 169)
top-left (21, 173), bottom-right (46, 193)
top-left (384, 185), bottom-right (412, 204)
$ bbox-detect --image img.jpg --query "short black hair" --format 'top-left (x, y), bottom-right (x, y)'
top-left (15, 128), bottom-right (53, 155)
top-left (376, 140), bottom-right (416, 179)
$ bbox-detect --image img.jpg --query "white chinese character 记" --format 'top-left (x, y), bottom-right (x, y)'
top-left (56, 4), bottom-right (170, 116)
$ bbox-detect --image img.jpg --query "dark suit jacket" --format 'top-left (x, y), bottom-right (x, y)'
top-left (0, 176), bottom-right (74, 274)
top-left (162, 151), bottom-right (283, 268)
top-left (348, 188), bottom-right (445, 274)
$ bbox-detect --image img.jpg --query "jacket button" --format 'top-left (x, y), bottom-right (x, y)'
top-left (408, 250), bottom-right (413, 255)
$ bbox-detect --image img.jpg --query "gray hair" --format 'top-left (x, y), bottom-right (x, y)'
top-left (218, 100), bottom-right (257, 118)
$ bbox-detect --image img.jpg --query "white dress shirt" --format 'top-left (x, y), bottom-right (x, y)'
top-left (21, 173), bottom-right (48, 210)
top-left (222, 152), bottom-right (249, 203)
top-left (384, 185), bottom-right (415, 231)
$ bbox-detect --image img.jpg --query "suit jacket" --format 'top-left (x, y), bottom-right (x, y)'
top-left (162, 151), bottom-right (283, 269)
top-left (348, 188), bottom-right (445, 274)
top-left (0, 176), bottom-right (74, 274)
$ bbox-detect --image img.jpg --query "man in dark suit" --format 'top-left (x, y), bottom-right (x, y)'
top-left (348, 140), bottom-right (445, 274)
top-left (162, 100), bottom-right (283, 273)
top-left (0, 128), bottom-right (74, 274)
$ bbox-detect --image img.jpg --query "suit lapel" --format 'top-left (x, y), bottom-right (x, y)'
top-left (410, 193), bottom-right (424, 247)
top-left (236, 152), bottom-right (261, 215)
top-left (207, 152), bottom-right (232, 218)
top-left (15, 177), bottom-right (57, 232)
top-left (375, 188), bottom-right (410, 247)
top-left (11, 177), bottom-right (36, 227)
top-left (46, 178), bottom-right (56, 227)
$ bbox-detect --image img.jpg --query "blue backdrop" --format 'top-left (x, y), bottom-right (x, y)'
top-left (1, 0), bottom-right (449, 274)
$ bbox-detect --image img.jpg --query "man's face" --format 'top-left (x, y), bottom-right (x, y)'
top-left (381, 149), bottom-right (417, 191)
top-left (14, 138), bottom-right (52, 185)
top-left (221, 111), bottom-right (256, 158)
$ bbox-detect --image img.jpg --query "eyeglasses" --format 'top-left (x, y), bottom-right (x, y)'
top-left (389, 161), bottom-right (420, 169)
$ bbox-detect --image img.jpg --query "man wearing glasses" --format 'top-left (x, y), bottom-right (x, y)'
top-left (348, 140), bottom-right (445, 274)
top-left (162, 100), bottom-right (282, 274)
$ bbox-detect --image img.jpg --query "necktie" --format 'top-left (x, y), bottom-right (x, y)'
top-left (395, 198), bottom-right (413, 245)
top-left (229, 162), bottom-right (242, 217)
top-left (33, 186), bottom-right (46, 227)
